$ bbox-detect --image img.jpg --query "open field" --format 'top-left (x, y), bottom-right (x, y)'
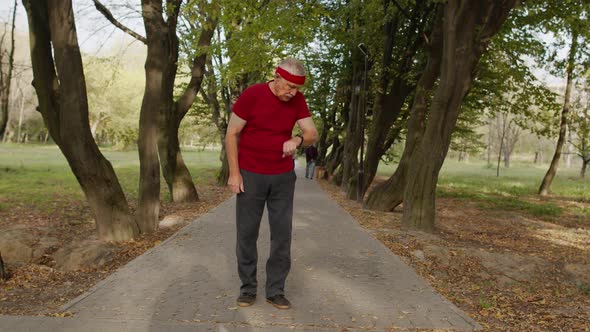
top-left (379, 159), bottom-right (589, 222)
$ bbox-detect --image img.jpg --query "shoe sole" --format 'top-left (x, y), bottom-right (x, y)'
top-left (266, 299), bottom-right (290, 309)
top-left (237, 301), bottom-right (255, 307)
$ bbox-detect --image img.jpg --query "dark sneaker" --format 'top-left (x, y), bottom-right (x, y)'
top-left (266, 294), bottom-right (291, 309)
top-left (237, 293), bottom-right (256, 307)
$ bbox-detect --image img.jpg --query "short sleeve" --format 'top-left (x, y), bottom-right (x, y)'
top-left (295, 93), bottom-right (311, 120)
top-left (232, 86), bottom-right (255, 121)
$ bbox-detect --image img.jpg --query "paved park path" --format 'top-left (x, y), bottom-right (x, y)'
top-left (0, 166), bottom-right (481, 331)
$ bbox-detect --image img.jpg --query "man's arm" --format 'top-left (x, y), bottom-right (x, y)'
top-left (297, 117), bottom-right (318, 147)
top-left (225, 113), bottom-right (247, 193)
top-left (282, 117), bottom-right (319, 158)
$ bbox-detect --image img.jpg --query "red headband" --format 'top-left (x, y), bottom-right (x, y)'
top-left (275, 66), bottom-right (305, 85)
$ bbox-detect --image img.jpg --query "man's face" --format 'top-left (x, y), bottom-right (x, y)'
top-left (275, 77), bottom-right (302, 102)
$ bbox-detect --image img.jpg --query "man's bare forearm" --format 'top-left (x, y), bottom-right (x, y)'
top-left (300, 130), bottom-right (318, 148)
top-left (225, 133), bottom-right (240, 175)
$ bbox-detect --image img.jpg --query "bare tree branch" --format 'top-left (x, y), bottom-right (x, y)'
top-left (93, 0), bottom-right (147, 44)
top-left (176, 14), bottom-right (218, 119)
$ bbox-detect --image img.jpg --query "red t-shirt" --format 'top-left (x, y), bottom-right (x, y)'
top-left (232, 82), bottom-right (311, 174)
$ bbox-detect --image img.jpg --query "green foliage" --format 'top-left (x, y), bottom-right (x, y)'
top-left (472, 28), bottom-right (560, 138)
top-left (83, 54), bottom-right (144, 149)
top-left (215, 0), bottom-right (323, 85)
top-left (178, 0), bottom-right (325, 154)
top-left (525, 1), bottom-right (590, 77)
top-left (451, 107), bottom-right (487, 156)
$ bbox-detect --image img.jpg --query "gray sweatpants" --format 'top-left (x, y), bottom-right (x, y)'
top-left (236, 169), bottom-right (296, 298)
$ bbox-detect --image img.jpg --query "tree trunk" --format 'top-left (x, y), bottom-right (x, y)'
top-left (361, 1), bottom-right (433, 198)
top-left (201, 55), bottom-right (230, 187)
top-left (331, 166), bottom-right (344, 186)
top-left (503, 149), bottom-right (511, 168)
top-left (539, 32), bottom-right (578, 196)
top-left (136, 0), bottom-right (170, 234)
top-left (218, 147), bottom-right (230, 186)
top-left (95, 0), bottom-right (216, 203)
top-left (16, 88), bottom-right (24, 142)
top-left (364, 9), bottom-right (443, 211)
top-left (325, 137), bottom-right (343, 178)
top-left (402, 0), bottom-right (517, 231)
top-left (363, 87), bottom-right (411, 196)
top-left (158, 119), bottom-right (198, 202)
top-left (347, 65), bottom-right (368, 201)
top-left (0, 0), bottom-right (17, 138)
top-left (0, 251), bottom-right (7, 280)
top-left (565, 130), bottom-right (573, 168)
top-left (153, 1), bottom-right (193, 204)
top-left (158, 14), bottom-right (217, 203)
top-left (340, 68), bottom-right (362, 194)
top-left (497, 136), bottom-right (504, 177)
top-left (90, 114), bottom-right (108, 140)
top-left (325, 90), bottom-right (349, 181)
top-left (504, 123), bottom-right (519, 169)
top-left (23, 0), bottom-right (139, 241)
top-left (316, 113), bottom-right (332, 167)
top-left (581, 159), bottom-right (588, 178)
top-left (497, 114), bottom-right (507, 177)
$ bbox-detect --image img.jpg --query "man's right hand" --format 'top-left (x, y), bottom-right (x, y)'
top-left (227, 173), bottom-right (245, 194)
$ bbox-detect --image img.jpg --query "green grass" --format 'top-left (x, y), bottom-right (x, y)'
top-left (478, 295), bottom-right (494, 310)
top-left (378, 159), bottom-right (589, 219)
top-left (0, 143), bottom-right (222, 209)
top-left (475, 196), bottom-right (563, 217)
top-left (578, 283), bottom-right (590, 296)
top-left (2, 144), bottom-right (588, 221)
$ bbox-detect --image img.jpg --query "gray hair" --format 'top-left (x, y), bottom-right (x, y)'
top-left (278, 57), bottom-right (306, 76)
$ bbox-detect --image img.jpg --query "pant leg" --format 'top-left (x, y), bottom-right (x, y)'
top-left (310, 161), bottom-right (316, 179)
top-left (305, 162), bottom-right (311, 178)
top-left (236, 170), bottom-right (268, 295)
top-left (265, 170), bottom-right (296, 297)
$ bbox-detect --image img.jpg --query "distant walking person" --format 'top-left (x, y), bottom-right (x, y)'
top-left (305, 145), bottom-right (318, 179)
top-left (225, 57), bottom-right (318, 310)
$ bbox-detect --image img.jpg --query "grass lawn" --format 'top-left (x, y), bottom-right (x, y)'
top-left (377, 159), bottom-right (590, 221)
top-left (0, 143), bottom-right (223, 210)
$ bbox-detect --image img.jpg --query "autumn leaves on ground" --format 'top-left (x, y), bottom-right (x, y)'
top-left (1, 145), bottom-right (589, 332)
top-left (320, 162), bottom-right (589, 331)
top-left (0, 145), bottom-right (231, 316)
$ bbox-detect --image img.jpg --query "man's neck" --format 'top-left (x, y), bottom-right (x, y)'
top-left (268, 80), bottom-right (278, 97)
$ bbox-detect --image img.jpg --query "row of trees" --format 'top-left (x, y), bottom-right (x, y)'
top-left (1, 0), bottom-right (588, 240)
top-left (7, 0), bottom-right (322, 241)
top-left (301, 0), bottom-right (590, 230)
